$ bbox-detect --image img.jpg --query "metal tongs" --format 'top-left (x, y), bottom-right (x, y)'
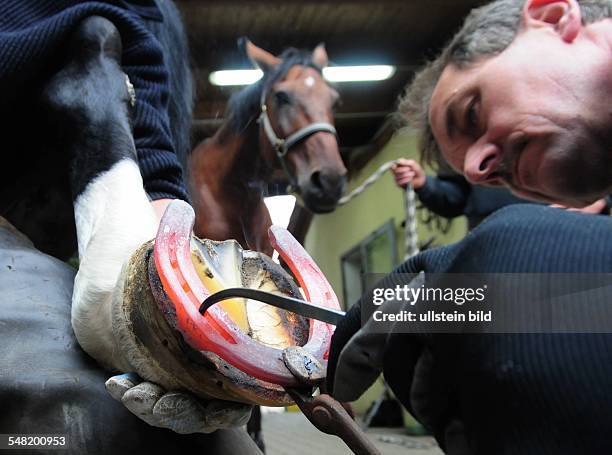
top-left (200, 289), bottom-right (381, 455)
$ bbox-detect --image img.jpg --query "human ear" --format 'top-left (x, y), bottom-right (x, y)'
top-left (522, 0), bottom-right (581, 42)
top-left (239, 37), bottom-right (282, 72)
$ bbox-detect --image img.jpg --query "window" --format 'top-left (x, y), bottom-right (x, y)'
top-left (340, 219), bottom-right (398, 308)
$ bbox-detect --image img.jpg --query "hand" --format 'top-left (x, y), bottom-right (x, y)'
top-left (391, 159), bottom-right (427, 190)
top-left (327, 273), bottom-right (426, 402)
top-left (549, 198), bottom-right (608, 215)
top-left (151, 198), bottom-right (174, 221)
top-left (106, 373), bottom-right (252, 434)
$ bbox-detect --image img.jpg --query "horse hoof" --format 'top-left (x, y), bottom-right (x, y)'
top-left (113, 201), bottom-right (340, 406)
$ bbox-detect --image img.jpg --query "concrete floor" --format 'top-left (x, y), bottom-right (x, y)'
top-left (262, 411), bottom-right (443, 455)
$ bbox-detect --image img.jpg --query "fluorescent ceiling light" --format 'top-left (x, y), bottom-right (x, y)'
top-left (322, 65), bottom-right (395, 82)
top-left (209, 69), bottom-right (263, 86)
top-left (209, 65), bottom-right (395, 86)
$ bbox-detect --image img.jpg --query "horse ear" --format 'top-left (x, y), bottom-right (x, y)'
top-left (312, 43), bottom-right (328, 68)
top-left (240, 38), bottom-right (281, 72)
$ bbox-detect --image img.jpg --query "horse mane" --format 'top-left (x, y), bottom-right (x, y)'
top-left (227, 48), bottom-right (322, 133)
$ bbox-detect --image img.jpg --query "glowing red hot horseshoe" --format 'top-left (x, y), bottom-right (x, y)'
top-left (153, 200), bottom-right (339, 386)
top-left (268, 225), bottom-right (337, 361)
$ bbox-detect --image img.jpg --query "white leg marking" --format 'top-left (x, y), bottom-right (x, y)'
top-left (72, 159), bottom-right (158, 370)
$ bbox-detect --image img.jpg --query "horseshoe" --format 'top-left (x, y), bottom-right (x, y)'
top-left (151, 200), bottom-right (340, 387)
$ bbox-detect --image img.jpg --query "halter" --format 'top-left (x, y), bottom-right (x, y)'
top-left (258, 87), bottom-right (337, 191)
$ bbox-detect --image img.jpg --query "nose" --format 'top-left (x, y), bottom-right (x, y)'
top-left (310, 168), bottom-right (347, 199)
top-left (463, 142), bottom-right (502, 184)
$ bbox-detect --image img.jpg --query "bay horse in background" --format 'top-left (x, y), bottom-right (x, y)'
top-left (187, 40), bottom-right (347, 256)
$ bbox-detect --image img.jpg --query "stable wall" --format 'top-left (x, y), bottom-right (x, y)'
top-left (305, 129), bottom-right (467, 307)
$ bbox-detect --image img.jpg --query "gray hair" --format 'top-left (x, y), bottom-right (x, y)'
top-left (399, 0), bottom-right (612, 168)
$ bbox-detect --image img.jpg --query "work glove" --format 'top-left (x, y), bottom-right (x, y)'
top-left (105, 373), bottom-right (252, 434)
top-left (327, 272), bottom-right (425, 403)
top-left (326, 256), bottom-right (470, 455)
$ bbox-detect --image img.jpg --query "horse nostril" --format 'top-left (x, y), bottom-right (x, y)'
top-left (309, 170), bottom-right (345, 199)
top-left (310, 171), bottom-right (324, 190)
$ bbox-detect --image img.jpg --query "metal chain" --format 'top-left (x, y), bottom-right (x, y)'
top-left (337, 159), bottom-right (419, 259)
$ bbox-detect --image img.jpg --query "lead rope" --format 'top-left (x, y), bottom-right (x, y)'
top-left (337, 159), bottom-right (419, 260)
top-left (404, 182), bottom-right (419, 260)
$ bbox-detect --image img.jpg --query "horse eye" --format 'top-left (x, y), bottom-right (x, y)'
top-left (274, 91), bottom-right (291, 106)
top-left (332, 96), bottom-right (342, 111)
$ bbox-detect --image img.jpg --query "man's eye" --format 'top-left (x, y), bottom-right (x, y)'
top-left (467, 101), bottom-right (479, 128)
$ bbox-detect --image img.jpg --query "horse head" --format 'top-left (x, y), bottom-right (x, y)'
top-left (244, 40), bottom-right (347, 213)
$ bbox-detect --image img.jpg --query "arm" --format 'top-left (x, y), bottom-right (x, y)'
top-left (102, 7), bottom-right (247, 432)
top-left (119, 5), bottom-right (190, 203)
top-left (151, 198), bottom-right (174, 221)
top-left (414, 175), bottom-right (471, 218)
top-left (392, 159), bottom-right (470, 218)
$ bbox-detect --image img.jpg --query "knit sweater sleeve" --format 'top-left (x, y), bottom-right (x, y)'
top-left (0, 0), bottom-right (189, 201)
top-left (120, 29), bottom-right (189, 201)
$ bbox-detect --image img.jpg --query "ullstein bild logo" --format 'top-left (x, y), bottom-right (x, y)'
top-left (372, 309), bottom-right (492, 323)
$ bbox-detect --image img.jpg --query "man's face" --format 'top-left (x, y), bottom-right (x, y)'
top-left (429, 26), bottom-right (612, 206)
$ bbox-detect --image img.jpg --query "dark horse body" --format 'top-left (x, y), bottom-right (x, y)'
top-left (187, 41), bottom-right (347, 255)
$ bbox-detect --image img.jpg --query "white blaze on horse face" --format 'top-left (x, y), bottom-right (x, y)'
top-left (72, 158), bottom-right (158, 370)
top-left (304, 76), bottom-right (315, 88)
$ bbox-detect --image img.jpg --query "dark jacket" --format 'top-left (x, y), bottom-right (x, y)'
top-left (329, 204), bottom-right (612, 454)
top-left (416, 174), bottom-right (532, 229)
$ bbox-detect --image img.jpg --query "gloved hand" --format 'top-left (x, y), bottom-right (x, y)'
top-left (105, 373), bottom-right (252, 434)
top-left (327, 272), bottom-right (425, 402)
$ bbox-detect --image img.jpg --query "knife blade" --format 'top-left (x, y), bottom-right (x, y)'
top-left (199, 288), bottom-right (346, 326)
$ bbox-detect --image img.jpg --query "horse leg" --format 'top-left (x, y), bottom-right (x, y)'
top-left (243, 198), bottom-right (274, 256)
top-left (43, 16), bottom-right (158, 371)
top-left (187, 141), bottom-right (251, 247)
